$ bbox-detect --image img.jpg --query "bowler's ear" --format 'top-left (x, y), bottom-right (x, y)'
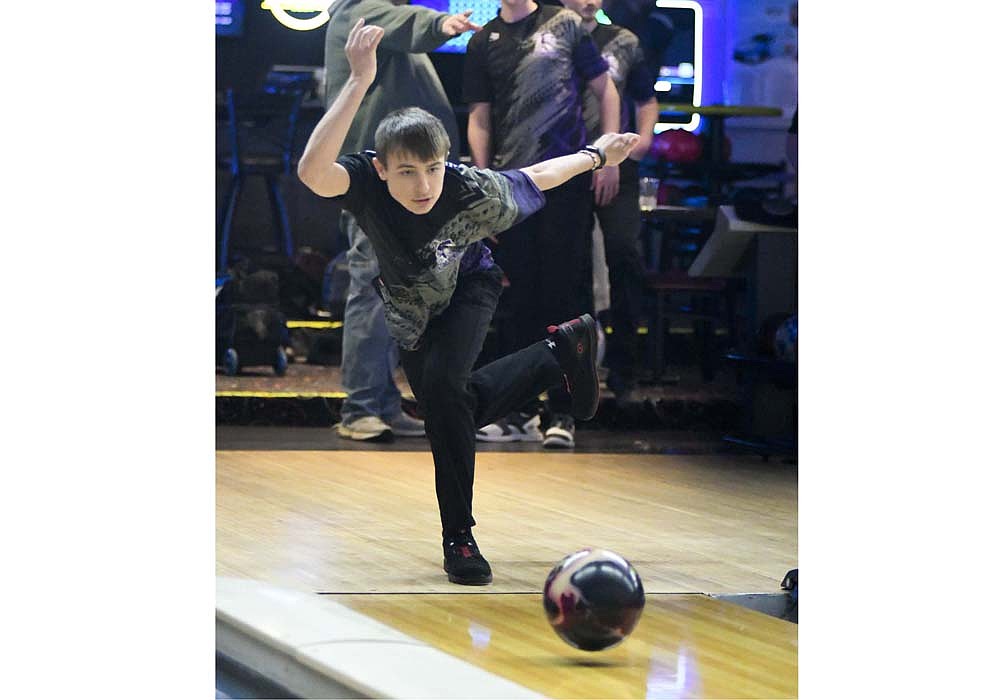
top-left (372, 156), bottom-right (389, 181)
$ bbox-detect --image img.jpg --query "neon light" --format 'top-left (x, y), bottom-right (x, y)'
top-left (654, 1), bottom-right (703, 132)
top-left (261, 1), bottom-right (330, 31)
top-left (285, 320), bottom-right (344, 329)
top-left (595, 9), bottom-right (612, 25)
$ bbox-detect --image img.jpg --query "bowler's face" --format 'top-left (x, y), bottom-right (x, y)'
top-left (562, 0), bottom-right (601, 22)
top-left (373, 151), bottom-right (446, 215)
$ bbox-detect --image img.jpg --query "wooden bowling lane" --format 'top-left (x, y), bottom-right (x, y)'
top-left (325, 592), bottom-right (798, 699)
top-left (217, 450), bottom-right (797, 594)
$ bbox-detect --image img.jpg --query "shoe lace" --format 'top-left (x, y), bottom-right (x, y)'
top-left (551, 415), bottom-right (575, 431)
top-left (444, 532), bottom-right (479, 558)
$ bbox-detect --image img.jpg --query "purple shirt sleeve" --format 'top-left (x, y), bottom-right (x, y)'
top-left (573, 32), bottom-right (610, 83)
top-left (498, 169), bottom-right (546, 226)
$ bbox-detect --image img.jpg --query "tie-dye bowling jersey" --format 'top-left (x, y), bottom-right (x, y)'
top-left (333, 152), bottom-right (545, 350)
top-left (463, 6), bottom-right (609, 170)
top-left (582, 23), bottom-right (656, 143)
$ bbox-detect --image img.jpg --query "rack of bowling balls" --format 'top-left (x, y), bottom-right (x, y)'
top-left (643, 129), bottom-right (785, 206)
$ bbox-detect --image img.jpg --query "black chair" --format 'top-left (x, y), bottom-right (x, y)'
top-left (217, 88), bottom-right (304, 274)
top-left (644, 270), bottom-right (741, 383)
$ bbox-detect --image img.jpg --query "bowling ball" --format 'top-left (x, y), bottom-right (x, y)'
top-left (649, 128), bottom-right (703, 163)
top-left (542, 548), bottom-right (645, 651)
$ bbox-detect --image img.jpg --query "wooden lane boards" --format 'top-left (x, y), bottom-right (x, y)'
top-left (325, 592), bottom-right (798, 699)
top-left (217, 450), bottom-right (797, 594)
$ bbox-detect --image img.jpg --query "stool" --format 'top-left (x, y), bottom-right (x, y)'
top-left (218, 88), bottom-right (304, 274)
top-left (644, 270), bottom-right (740, 382)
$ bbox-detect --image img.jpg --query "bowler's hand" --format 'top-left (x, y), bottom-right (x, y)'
top-left (593, 132), bottom-right (640, 168)
top-left (345, 18), bottom-right (385, 86)
top-left (442, 10), bottom-right (482, 36)
top-left (592, 164), bottom-right (620, 206)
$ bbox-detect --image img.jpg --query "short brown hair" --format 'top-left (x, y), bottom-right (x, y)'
top-left (374, 107), bottom-right (450, 164)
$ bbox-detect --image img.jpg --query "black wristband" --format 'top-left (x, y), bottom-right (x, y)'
top-left (581, 145), bottom-right (606, 171)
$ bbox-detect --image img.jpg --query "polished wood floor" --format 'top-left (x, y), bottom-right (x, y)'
top-left (217, 450), bottom-right (796, 594)
top-left (325, 592), bottom-right (798, 699)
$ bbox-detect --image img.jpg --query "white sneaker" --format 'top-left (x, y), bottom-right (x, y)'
top-left (335, 415), bottom-right (392, 441)
top-left (388, 411), bottom-right (425, 437)
top-left (476, 412), bottom-right (543, 442)
top-left (543, 414), bottom-right (575, 449)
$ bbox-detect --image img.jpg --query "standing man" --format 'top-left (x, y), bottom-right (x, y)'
top-left (323, 0), bottom-right (480, 441)
top-left (464, 0), bottom-right (621, 448)
top-left (564, 0), bottom-right (658, 403)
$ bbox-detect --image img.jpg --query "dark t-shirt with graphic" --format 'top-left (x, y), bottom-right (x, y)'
top-left (463, 5), bottom-right (608, 170)
top-left (583, 23), bottom-right (656, 142)
top-left (333, 152), bottom-right (545, 349)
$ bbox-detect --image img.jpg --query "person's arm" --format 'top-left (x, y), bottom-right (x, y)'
top-left (629, 96), bottom-right (659, 162)
top-left (354, 1), bottom-right (479, 53)
top-left (520, 132), bottom-right (639, 192)
top-left (462, 30), bottom-right (493, 168)
top-left (621, 39), bottom-right (659, 163)
top-left (298, 19), bottom-right (384, 197)
top-left (589, 73), bottom-right (621, 205)
top-left (467, 102), bottom-right (493, 168)
top-left (590, 72), bottom-right (620, 136)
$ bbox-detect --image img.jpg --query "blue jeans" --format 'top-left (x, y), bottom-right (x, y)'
top-left (339, 212), bottom-right (402, 424)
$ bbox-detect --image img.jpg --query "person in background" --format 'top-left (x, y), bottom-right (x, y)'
top-left (602, 0), bottom-right (673, 81)
top-left (464, 0), bottom-right (621, 449)
top-left (563, 0), bottom-right (658, 403)
top-left (299, 18), bottom-right (640, 584)
top-left (786, 106), bottom-right (797, 197)
top-left (322, 0), bottom-right (480, 441)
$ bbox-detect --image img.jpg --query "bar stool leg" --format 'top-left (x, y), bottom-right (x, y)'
top-left (219, 175), bottom-right (242, 273)
top-left (695, 294), bottom-right (716, 382)
top-left (266, 175), bottom-right (294, 259)
top-left (654, 290), bottom-right (666, 382)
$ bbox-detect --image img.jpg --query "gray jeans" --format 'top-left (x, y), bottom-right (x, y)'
top-left (339, 211), bottom-right (402, 424)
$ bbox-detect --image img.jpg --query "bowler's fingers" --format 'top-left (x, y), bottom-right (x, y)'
top-left (365, 26), bottom-right (384, 49)
top-left (347, 17), bottom-right (365, 48)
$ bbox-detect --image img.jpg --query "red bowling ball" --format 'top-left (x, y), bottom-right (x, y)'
top-left (650, 128), bottom-right (703, 163)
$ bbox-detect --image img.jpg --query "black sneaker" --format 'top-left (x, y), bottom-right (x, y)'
top-left (442, 530), bottom-right (493, 585)
top-left (547, 314), bottom-right (600, 420)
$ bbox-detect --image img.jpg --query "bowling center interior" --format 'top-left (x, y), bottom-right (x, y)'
top-left (22, 2), bottom-right (990, 699)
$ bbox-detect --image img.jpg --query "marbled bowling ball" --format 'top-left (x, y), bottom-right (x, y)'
top-left (542, 548), bottom-right (645, 651)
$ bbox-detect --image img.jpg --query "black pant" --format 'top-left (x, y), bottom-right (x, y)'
top-left (594, 158), bottom-right (645, 387)
top-left (492, 172), bottom-right (595, 414)
top-left (399, 267), bottom-right (564, 535)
